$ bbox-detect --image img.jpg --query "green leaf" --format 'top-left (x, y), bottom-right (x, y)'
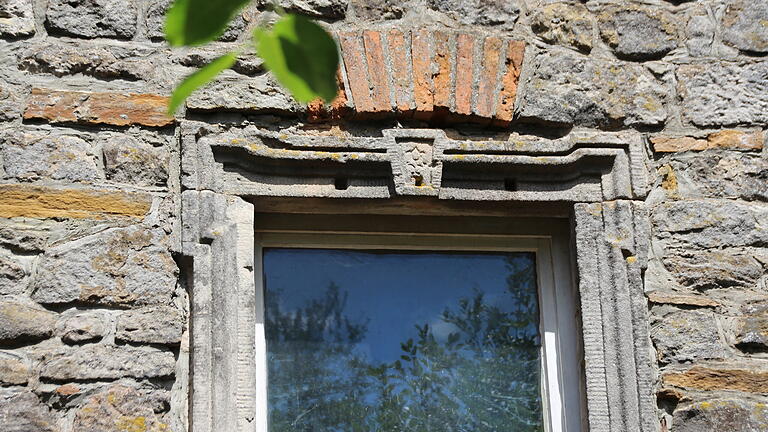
top-left (165, 0), bottom-right (249, 46)
top-left (255, 14), bottom-right (339, 103)
top-left (168, 52), bottom-right (238, 115)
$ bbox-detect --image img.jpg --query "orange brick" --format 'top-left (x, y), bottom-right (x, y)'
top-left (454, 33), bottom-right (475, 116)
top-left (494, 40), bottom-right (526, 125)
top-left (433, 31), bottom-right (452, 110)
top-left (307, 70), bottom-right (350, 123)
top-left (386, 29), bottom-right (414, 113)
top-left (24, 88), bottom-right (174, 127)
top-left (475, 36), bottom-right (503, 119)
top-left (338, 32), bottom-right (374, 113)
top-left (411, 30), bottom-right (434, 120)
top-left (363, 30), bottom-right (392, 112)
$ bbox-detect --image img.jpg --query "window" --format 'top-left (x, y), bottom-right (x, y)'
top-left (253, 214), bottom-right (583, 432)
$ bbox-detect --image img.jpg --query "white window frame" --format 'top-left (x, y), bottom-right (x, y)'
top-left (252, 219), bottom-right (583, 432)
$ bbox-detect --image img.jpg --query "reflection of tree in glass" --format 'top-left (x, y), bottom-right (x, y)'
top-left (266, 255), bottom-right (542, 432)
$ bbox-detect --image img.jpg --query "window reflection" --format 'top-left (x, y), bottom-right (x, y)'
top-left (264, 249), bottom-right (542, 432)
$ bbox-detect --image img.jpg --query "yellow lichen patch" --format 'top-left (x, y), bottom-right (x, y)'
top-left (658, 164), bottom-right (678, 193)
top-left (0, 185), bottom-right (151, 219)
top-left (116, 416), bottom-right (148, 432)
top-left (626, 255), bottom-right (637, 264)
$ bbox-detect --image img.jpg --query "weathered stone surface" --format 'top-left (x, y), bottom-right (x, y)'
top-left (24, 88), bottom-right (175, 128)
top-left (40, 344), bottom-right (174, 380)
top-left (0, 227), bottom-right (46, 254)
top-left (19, 42), bottom-right (153, 81)
top-left (0, 390), bottom-right (57, 432)
top-left (663, 365), bottom-right (768, 393)
top-left (598, 6), bottom-right (678, 60)
top-left (0, 81), bottom-right (23, 122)
top-left (185, 75), bottom-right (299, 112)
top-left (653, 200), bottom-right (768, 248)
top-left (148, 0), bottom-right (247, 40)
top-left (258, 0), bottom-right (346, 19)
top-left (686, 8), bottom-right (714, 56)
top-left (103, 136), bottom-right (169, 187)
top-left (427, 0), bottom-right (520, 28)
top-left (0, 351), bottom-right (29, 385)
top-left (672, 399), bottom-right (768, 432)
top-left (647, 291), bottom-right (719, 308)
top-left (678, 61), bottom-right (768, 126)
top-left (531, 3), bottom-right (593, 52)
top-left (652, 309), bottom-right (727, 364)
top-left (177, 50), bottom-right (264, 76)
top-left (46, 0), bottom-right (137, 39)
top-left (72, 385), bottom-right (170, 432)
top-left (663, 152), bottom-right (768, 201)
top-left (56, 311), bottom-right (106, 344)
top-left (662, 250), bottom-right (764, 290)
top-left (0, 0), bottom-right (35, 38)
top-left (116, 306), bottom-right (182, 345)
top-left (32, 226), bottom-right (177, 307)
top-left (0, 185), bottom-right (152, 220)
top-left (1, 132), bottom-right (102, 182)
top-left (0, 255), bottom-right (25, 296)
top-left (518, 50), bottom-right (666, 127)
top-left (0, 298), bottom-right (56, 344)
top-left (736, 312), bottom-right (768, 351)
top-left (651, 130), bottom-right (763, 152)
top-left (722, 0), bottom-right (768, 54)
top-left (350, 0), bottom-right (403, 20)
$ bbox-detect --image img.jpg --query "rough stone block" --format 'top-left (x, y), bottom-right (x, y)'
top-left (0, 0), bottom-right (35, 38)
top-left (46, 0), bottom-right (137, 39)
top-left (40, 344), bottom-right (174, 380)
top-left (56, 311), bottom-right (106, 344)
top-left (647, 291), bottom-right (719, 308)
top-left (32, 226), bottom-right (177, 307)
top-left (349, 0), bottom-right (403, 20)
top-left (427, 0), bottom-right (520, 28)
top-left (0, 298), bottom-right (56, 345)
top-left (148, 0), bottom-right (247, 41)
top-left (24, 88), bottom-right (174, 128)
top-left (736, 314), bottom-right (768, 352)
top-left (531, 3), bottom-right (593, 53)
top-left (662, 249), bottom-right (764, 290)
top-left (672, 399), bottom-right (768, 432)
top-left (0, 185), bottom-right (152, 220)
top-left (663, 365), bottom-right (768, 393)
top-left (677, 61), bottom-right (768, 126)
top-left (685, 8), bottom-right (714, 56)
top-left (1, 132), bottom-right (102, 182)
top-left (660, 152), bottom-right (768, 201)
top-left (258, 0), bottom-right (347, 19)
top-left (103, 136), bottom-right (169, 187)
top-left (0, 390), bottom-right (57, 432)
top-left (653, 200), bottom-right (768, 248)
top-left (116, 306), bottom-right (183, 345)
top-left (722, 0), bottom-right (768, 54)
top-left (72, 385), bottom-right (170, 432)
top-left (598, 5), bottom-right (678, 60)
top-left (0, 255), bottom-right (25, 296)
top-left (185, 75), bottom-right (298, 113)
top-left (651, 309), bottom-right (727, 364)
top-left (651, 130), bottom-right (763, 152)
top-left (518, 50), bottom-right (667, 127)
top-left (19, 42), bottom-right (154, 81)
top-left (0, 80), bottom-right (24, 122)
top-left (0, 351), bottom-right (29, 385)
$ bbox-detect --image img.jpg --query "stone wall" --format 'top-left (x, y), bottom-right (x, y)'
top-left (0, 0), bottom-right (766, 431)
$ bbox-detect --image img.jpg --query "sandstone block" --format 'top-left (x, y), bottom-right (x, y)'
top-left (32, 226), bottom-right (177, 307)
top-left (678, 61), bottom-right (768, 126)
top-left (598, 5), bottom-right (677, 60)
top-left (72, 385), bottom-right (170, 432)
top-left (0, 351), bottom-right (29, 385)
top-left (652, 309), bottom-right (727, 364)
top-left (0, 255), bottom-right (25, 296)
top-left (1, 132), bottom-right (102, 183)
top-left (647, 291), bottom-right (719, 308)
top-left (56, 312), bottom-right (107, 344)
top-left (427, 0), bottom-right (520, 28)
top-left (672, 399), bottom-right (768, 432)
top-left (663, 365), bottom-right (768, 393)
top-left (531, 3), bottom-right (593, 53)
top-left (651, 130), bottom-right (763, 152)
top-left (0, 390), bottom-right (57, 432)
top-left (0, 185), bottom-right (152, 220)
top-left (46, 0), bottom-right (137, 39)
top-left (518, 50), bottom-right (666, 127)
top-left (722, 0), bottom-right (768, 54)
top-left (663, 152), bottom-right (768, 201)
top-left (24, 88), bottom-right (174, 128)
top-left (0, 298), bottom-right (56, 344)
top-left (662, 250), bottom-right (764, 290)
top-left (40, 344), bottom-right (174, 380)
top-left (116, 306), bottom-right (183, 345)
top-left (0, 0), bottom-right (35, 38)
top-left (103, 136), bottom-right (169, 187)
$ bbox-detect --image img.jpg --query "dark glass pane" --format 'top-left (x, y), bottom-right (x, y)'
top-left (263, 248), bottom-right (542, 432)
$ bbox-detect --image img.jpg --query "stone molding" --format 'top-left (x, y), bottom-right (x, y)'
top-left (179, 120), bottom-right (658, 432)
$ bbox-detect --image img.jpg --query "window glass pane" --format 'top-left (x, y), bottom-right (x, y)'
top-left (263, 248), bottom-right (542, 432)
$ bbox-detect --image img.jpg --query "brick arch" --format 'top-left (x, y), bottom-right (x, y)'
top-left (309, 29), bottom-right (526, 126)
